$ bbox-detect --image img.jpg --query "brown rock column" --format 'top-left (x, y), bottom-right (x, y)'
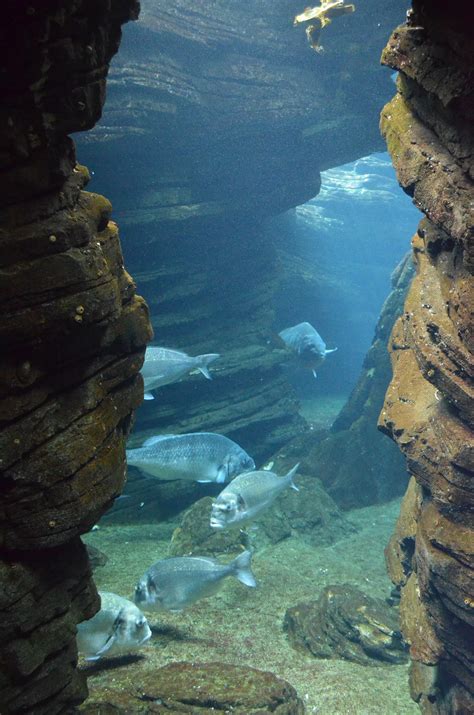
top-left (379, 2), bottom-right (474, 712)
top-left (0, 2), bottom-right (151, 713)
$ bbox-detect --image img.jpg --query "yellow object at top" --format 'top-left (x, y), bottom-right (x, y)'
top-left (294, 0), bottom-right (355, 27)
top-left (293, 1), bottom-right (356, 52)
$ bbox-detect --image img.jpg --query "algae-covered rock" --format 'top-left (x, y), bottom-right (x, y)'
top-left (169, 497), bottom-right (245, 556)
top-left (82, 662), bottom-right (304, 714)
top-left (135, 662), bottom-right (305, 714)
top-left (284, 584), bottom-right (408, 666)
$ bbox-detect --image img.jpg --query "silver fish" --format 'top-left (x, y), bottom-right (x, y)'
top-left (210, 464), bottom-right (300, 530)
top-left (126, 432), bottom-right (255, 483)
top-left (134, 550), bottom-right (256, 612)
top-left (141, 346), bottom-right (220, 399)
top-left (76, 591), bottom-right (151, 661)
top-left (278, 321), bottom-right (337, 377)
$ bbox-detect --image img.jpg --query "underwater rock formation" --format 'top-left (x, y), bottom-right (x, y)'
top-left (379, 1), bottom-right (474, 711)
top-left (75, 0), bottom-right (409, 467)
top-left (284, 584), bottom-right (408, 666)
top-left (82, 661), bottom-right (305, 714)
top-left (305, 252), bottom-right (414, 508)
top-left (0, 2), bottom-right (148, 713)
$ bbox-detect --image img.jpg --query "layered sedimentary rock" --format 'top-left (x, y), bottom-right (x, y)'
top-left (81, 661), bottom-right (305, 714)
top-left (284, 584), bottom-right (408, 666)
top-left (76, 0), bottom-right (408, 466)
top-left (304, 252), bottom-right (414, 508)
top-left (0, 2), bottom-right (149, 713)
top-left (379, 2), bottom-right (474, 711)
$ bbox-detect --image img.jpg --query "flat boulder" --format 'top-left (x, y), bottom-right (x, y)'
top-left (141, 662), bottom-right (304, 714)
top-left (82, 662), bottom-right (304, 714)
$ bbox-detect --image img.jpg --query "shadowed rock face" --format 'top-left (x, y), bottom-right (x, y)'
top-left (379, 1), bottom-right (474, 711)
top-left (0, 1), bottom-right (150, 712)
top-left (297, 252), bottom-right (414, 509)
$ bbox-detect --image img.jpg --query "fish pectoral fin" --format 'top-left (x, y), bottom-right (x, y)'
top-left (216, 465), bottom-right (228, 483)
top-left (197, 479), bottom-right (213, 483)
top-left (144, 392), bottom-right (155, 400)
top-left (93, 633), bottom-right (117, 659)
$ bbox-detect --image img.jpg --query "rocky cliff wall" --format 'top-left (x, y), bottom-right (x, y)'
top-left (306, 252), bottom-right (414, 508)
top-left (0, 2), bottom-right (150, 713)
top-left (75, 0), bottom-right (409, 472)
top-left (380, 2), bottom-right (474, 711)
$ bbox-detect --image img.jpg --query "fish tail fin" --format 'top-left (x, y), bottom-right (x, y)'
top-left (286, 463), bottom-right (300, 491)
top-left (197, 353), bottom-right (220, 379)
top-left (232, 549), bottom-right (257, 588)
top-left (144, 392), bottom-right (155, 400)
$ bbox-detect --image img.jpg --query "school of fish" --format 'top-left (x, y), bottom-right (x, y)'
top-left (77, 322), bottom-right (334, 660)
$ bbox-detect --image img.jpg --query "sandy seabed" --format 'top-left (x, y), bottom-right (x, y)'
top-left (82, 497), bottom-right (418, 714)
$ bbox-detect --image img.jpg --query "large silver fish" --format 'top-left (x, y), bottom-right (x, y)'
top-left (278, 321), bottom-right (337, 377)
top-left (126, 432), bottom-right (255, 483)
top-left (134, 550), bottom-right (256, 612)
top-left (76, 591), bottom-right (151, 661)
top-left (210, 464), bottom-right (299, 530)
top-left (141, 346), bottom-right (220, 399)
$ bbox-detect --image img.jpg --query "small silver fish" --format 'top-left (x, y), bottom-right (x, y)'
top-left (126, 432), bottom-right (255, 483)
top-left (141, 346), bottom-right (220, 399)
top-left (76, 591), bottom-right (151, 661)
top-left (134, 550), bottom-right (256, 611)
top-left (210, 464), bottom-right (300, 530)
top-left (278, 322), bottom-right (337, 377)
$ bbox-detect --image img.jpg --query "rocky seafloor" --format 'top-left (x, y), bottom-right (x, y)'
top-left (81, 498), bottom-right (418, 714)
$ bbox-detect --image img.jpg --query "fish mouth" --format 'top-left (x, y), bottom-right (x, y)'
top-left (209, 518), bottom-right (224, 529)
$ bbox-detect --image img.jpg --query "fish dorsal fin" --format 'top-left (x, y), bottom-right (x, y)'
top-left (142, 435), bottom-right (168, 447)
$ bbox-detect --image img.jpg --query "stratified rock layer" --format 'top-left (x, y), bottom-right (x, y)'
top-left (379, 2), bottom-right (474, 711)
top-left (284, 584), bottom-right (408, 666)
top-left (82, 661), bottom-right (305, 714)
top-left (0, 2), bottom-right (149, 713)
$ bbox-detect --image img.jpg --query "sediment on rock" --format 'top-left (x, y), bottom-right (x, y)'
top-left (379, 1), bottom-right (474, 711)
top-left (0, 2), bottom-right (149, 713)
